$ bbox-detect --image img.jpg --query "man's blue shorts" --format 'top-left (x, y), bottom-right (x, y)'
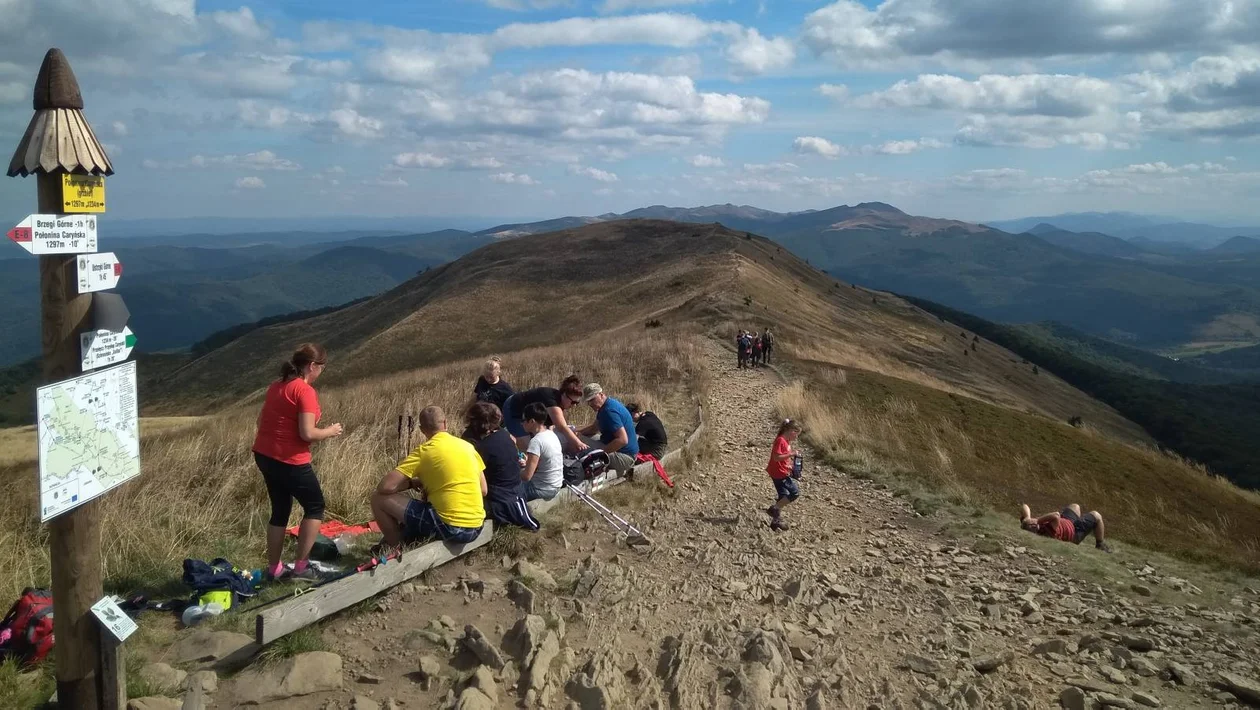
top-left (403, 500), bottom-right (482, 544)
top-left (772, 476), bottom-right (799, 502)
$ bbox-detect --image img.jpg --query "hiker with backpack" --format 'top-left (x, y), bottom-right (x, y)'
top-left (765, 419), bottom-right (803, 532)
top-left (762, 329), bottom-right (774, 364)
top-left (752, 335), bottom-right (764, 367)
top-left (576, 383), bottom-right (639, 475)
top-left (462, 402), bottom-right (540, 531)
top-left (502, 375), bottom-right (587, 454)
top-left (520, 402), bottom-right (565, 501)
top-left (470, 356), bottom-right (515, 411)
top-left (1020, 503), bottom-right (1113, 553)
top-left (737, 330), bottom-right (752, 369)
top-left (372, 406), bottom-right (487, 552)
top-left (252, 343), bottom-right (343, 582)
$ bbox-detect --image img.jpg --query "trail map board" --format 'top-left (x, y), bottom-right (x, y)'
top-left (36, 361), bottom-right (140, 522)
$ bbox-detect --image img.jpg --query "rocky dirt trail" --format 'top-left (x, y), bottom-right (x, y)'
top-left (163, 342), bottom-right (1260, 710)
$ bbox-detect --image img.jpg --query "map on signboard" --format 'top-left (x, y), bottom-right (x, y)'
top-left (36, 361), bottom-right (140, 522)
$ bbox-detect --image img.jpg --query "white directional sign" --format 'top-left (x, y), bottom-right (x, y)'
top-left (77, 252), bottom-right (122, 294)
top-left (6, 214), bottom-right (97, 254)
top-left (80, 327), bottom-right (136, 371)
top-left (91, 596), bottom-right (138, 642)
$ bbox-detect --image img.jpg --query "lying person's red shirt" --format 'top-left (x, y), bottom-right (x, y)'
top-left (1039, 516), bottom-right (1075, 542)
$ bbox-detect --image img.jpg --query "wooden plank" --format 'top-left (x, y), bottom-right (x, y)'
top-left (22, 110), bottom-right (48, 173)
top-left (255, 524), bottom-right (494, 645)
top-left (76, 112), bottom-right (112, 173)
top-left (254, 405), bottom-right (705, 646)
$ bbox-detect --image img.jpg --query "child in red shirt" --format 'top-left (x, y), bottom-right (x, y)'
top-left (765, 419), bottom-right (802, 531)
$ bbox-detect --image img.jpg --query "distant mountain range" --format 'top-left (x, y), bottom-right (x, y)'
top-left (3, 201), bottom-right (1259, 366)
top-left (0, 230), bottom-right (486, 364)
top-left (462, 202), bottom-right (1260, 349)
top-left (986, 212), bottom-right (1260, 248)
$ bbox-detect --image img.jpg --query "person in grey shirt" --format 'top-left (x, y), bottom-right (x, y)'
top-left (521, 403), bottom-right (564, 501)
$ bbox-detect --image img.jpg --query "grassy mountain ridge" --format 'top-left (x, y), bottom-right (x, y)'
top-left (144, 220), bottom-right (1151, 453)
top-left (907, 297), bottom-right (1260, 490)
top-left (438, 203), bottom-right (1260, 349)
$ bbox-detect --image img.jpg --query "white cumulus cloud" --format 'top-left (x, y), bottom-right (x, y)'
top-left (235, 176), bottom-right (265, 189)
top-left (793, 136), bottom-right (845, 158)
top-left (725, 28), bottom-right (796, 74)
top-left (688, 154), bottom-right (724, 167)
top-left (393, 152), bottom-right (453, 168)
top-left (490, 172), bottom-right (540, 185)
top-left (570, 165), bottom-right (620, 182)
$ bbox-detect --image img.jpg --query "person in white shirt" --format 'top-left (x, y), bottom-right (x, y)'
top-left (521, 402), bottom-right (564, 501)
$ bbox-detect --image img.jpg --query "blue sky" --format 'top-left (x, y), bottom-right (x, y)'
top-left (1, 0), bottom-right (1259, 227)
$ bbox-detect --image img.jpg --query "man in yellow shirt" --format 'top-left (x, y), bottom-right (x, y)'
top-left (372, 406), bottom-right (488, 549)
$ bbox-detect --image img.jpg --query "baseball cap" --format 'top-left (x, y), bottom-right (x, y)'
top-left (582, 383), bottom-right (604, 402)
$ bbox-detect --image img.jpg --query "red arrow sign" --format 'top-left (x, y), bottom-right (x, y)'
top-left (7, 226), bottom-right (32, 243)
top-left (114, 263), bottom-right (122, 277)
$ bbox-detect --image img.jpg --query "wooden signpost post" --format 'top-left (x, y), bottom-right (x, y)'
top-left (7, 49), bottom-right (124, 710)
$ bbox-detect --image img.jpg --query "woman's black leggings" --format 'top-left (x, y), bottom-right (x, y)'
top-left (254, 452), bottom-right (326, 527)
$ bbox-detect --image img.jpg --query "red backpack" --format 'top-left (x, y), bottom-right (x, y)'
top-left (0, 588), bottom-right (55, 666)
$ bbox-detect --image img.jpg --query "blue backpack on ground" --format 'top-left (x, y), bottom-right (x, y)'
top-left (182, 558), bottom-right (258, 610)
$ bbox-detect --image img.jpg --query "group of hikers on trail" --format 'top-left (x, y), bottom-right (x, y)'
top-left (250, 332), bottom-right (1117, 582)
top-left (737, 328), bottom-right (773, 369)
top-left (250, 346), bottom-right (669, 582)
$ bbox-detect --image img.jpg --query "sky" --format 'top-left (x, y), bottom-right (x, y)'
top-left (1, 0), bottom-right (1259, 227)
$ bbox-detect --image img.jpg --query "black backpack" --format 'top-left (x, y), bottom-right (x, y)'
top-left (563, 450), bottom-right (610, 485)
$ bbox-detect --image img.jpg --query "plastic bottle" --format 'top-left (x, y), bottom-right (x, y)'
top-left (791, 453), bottom-right (803, 480)
top-left (180, 602), bottom-right (225, 628)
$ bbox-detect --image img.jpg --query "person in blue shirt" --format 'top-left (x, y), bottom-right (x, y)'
top-left (577, 383), bottom-right (638, 474)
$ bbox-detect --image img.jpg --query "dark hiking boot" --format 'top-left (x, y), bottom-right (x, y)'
top-left (1096, 541), bottom-right (1113, 554)
top-left (765, 505), bottom-right (780, 521)
top-left (770, 519), bottom-right (789, 532)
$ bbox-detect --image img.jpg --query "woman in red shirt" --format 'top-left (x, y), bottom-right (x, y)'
top-left (252, 343), bottom-right (343, 581)
top-left (765, 419), bottom-right (802, 531)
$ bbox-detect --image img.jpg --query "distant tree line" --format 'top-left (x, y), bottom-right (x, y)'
top-left (190, 296), bottom-right (373, 357)
top-left (906, 296), bottom-right (1260, 491)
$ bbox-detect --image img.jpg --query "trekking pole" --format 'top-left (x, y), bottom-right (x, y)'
top-left (407, 415), bottom-right (414, 453)
top-left (397, 416), bottom-right (403, 458)
top-left (566, 483), bottom-right (649, 545)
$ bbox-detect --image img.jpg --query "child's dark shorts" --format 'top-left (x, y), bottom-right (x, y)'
top-left (772, 476), bottom-right (800, 501)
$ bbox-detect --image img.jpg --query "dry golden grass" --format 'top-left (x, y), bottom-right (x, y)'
top-left (777, 364), bottom-right (1260, 571)
top-left (0, 331), bottom-right (707, 600)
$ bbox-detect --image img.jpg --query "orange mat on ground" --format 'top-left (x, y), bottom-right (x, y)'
top-left (285, 520), bottom-right (380, 537)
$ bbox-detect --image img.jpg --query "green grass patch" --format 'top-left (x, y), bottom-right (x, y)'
top-left (0, 659), bottom-right (53, 710)
top-left (256, 626), bottom-right (327, 667)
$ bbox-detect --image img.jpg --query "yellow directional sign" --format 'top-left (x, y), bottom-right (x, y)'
top-left (62, 174), bottom-right (106, 213)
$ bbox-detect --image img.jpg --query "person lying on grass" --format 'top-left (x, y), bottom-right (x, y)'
top-left (1020, 503), bottom-right (1112, 553)
top-left (371, 406), bottom-right (487, 554)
